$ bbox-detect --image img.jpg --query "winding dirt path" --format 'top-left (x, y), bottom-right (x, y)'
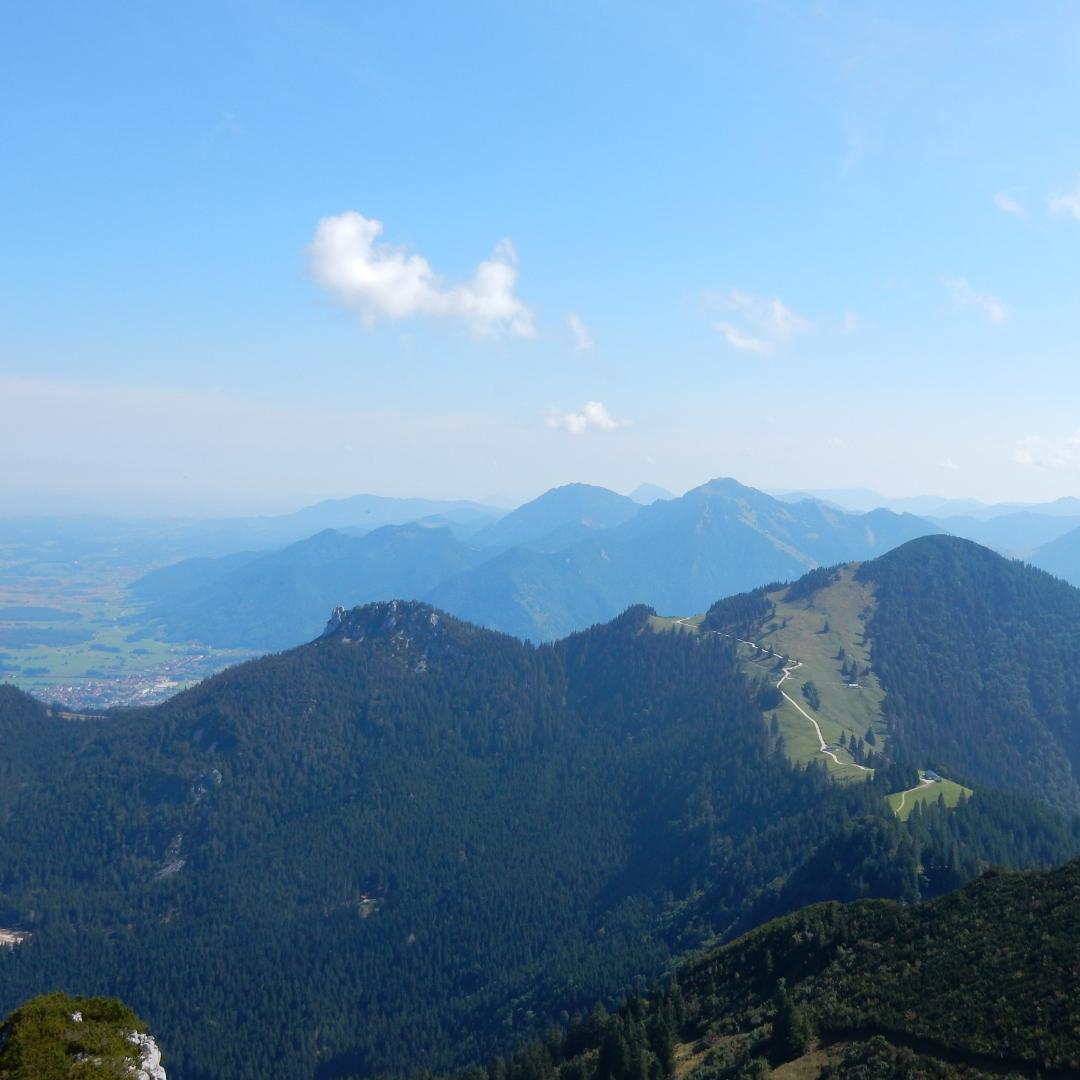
top-left (676, 618), bottom-right (871, 773)
top-left (775, 657), bottom-right (871, 771)
top-left (893, 773), bottom-right (935, 815)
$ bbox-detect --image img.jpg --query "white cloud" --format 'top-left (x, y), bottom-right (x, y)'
top-left (993, 191), bottom-right (1026, 218)
top-left (308, 211), bottom-right (535, 337)
top-left (707, 289), bottom-right (812, 354)
top-left (1014, 432), bottom-right (1080, 469)
top-left (841, 310), bottom-right (859, 334)
top-left (939, 457), bottom-right (959, 471)
top-left (941, 276), bottom-right (1007, 324)
top-left (567, 312), bottom-right (593, 350)
top-left (1047, 177), bottom-right (1080, 221)
top-left (546, 400), bottom-right (626, 435)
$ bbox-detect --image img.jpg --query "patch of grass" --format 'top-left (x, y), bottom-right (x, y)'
top-left (888, 772), bottom-right (973, 821)
top-left (648, 614), bottom-right (703, 633)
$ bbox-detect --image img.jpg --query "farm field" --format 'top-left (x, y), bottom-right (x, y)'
top-left (0, 559), bottom-right (256, 709)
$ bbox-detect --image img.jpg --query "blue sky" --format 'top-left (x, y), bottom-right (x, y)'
top-left (4, 1), bottom-right (1080, 513)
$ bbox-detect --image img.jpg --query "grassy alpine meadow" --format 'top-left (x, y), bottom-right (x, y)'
top-left (657, 568), bottom-right (886, 780)
top-left (888, 772), bottom-right (974, 821)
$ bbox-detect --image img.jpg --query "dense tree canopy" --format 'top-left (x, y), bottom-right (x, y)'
top-left (0, 586), bottom-right (1077, 1078)
top-left (857, 536), bottom-right (1080, 812)
top-left (441, 858), bottom-right (1080, 1080)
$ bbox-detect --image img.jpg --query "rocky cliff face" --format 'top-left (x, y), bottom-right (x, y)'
top-left (128, 1029), bottom-right (167, 1079)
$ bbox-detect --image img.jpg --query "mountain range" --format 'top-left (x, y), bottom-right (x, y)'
top-left (3, 535), bottom-right (1080, 1079)
top-left (131, 478), bottom-right (941, 650)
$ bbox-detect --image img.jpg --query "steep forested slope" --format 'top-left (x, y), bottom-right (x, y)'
top-left (1, 601), bottom-right (1073, 1079)
top-left (455, 858), bottom-right (1080, 1080)
top-left (856, 535), bottom-right (1080, 812)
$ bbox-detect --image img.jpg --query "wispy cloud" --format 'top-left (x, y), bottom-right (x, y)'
top-left (216, 111), bottom-right (244, 138)
top-left (941, 276), bottom-right (1007, 324)
top-left (307, 211), bottom-right (535, 337)
top-left (939, 457), bottom-right (959, 471)
top-left (1014, 432), bottom-right (1080, 470)
top-left (993, 191), bottom-right (1026, 218)
top-left (713, 322), bottom-right (771, 354)
top-left (546, 401), bottom-right (626, 434)
top-left (567, 312), bottom-right (593, 350)
top-left (707, 289), bottom-right (813, 354)
top-left (1048, 176), bottom-right (1080, 221)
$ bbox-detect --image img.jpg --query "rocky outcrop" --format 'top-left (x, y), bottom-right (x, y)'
top-left (128, 1030), bottom-right (167, 1079)
top-left (317, 600), bottom-right (476, 671)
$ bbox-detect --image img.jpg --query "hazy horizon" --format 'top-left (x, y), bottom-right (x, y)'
top-left (3, 473), bottom-right (1080, 522)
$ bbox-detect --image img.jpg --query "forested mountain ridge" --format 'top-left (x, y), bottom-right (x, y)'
top-left (446, 857), bottom-right (1080, 1080)
top-left (2, 596), bottom-right (1075, 1079)
top-left (857, 535), bottom-right (1080, 812)
top-left (703, 534), bottom-right (1080, 812)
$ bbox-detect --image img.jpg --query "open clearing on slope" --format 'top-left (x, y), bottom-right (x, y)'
top-left (652, 568), bottom-right (883, 781)
top-left (748, 567), bottom-right (886, 763)
top-left (888, 771), bottom-right (973, 821)
top-left (655, 576), bottom-right (978, 823)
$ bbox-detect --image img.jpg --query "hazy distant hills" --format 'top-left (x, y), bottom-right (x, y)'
top-left (1030, 521), bottom-right (1080, 587)
top-left (134, 478), bottom-right (942, 650)
top-left (263, 492), bottom-right (498, 539)
top-left (5, 538), bottom-right (1080, 1077)
top-left (467, 483), bottom-right (641, 552)
top-left (929, 510), bottom-right (1080, 554)
top-left (133, 524), bottom-right (483, 650)
top-left (775, 487), bottom-right (1080, 557)
top-left (628, 481), bottom-right (673, 504)
top-left (0, 494), bottom-right (507, 575)
top-left (778, 486), bottom-right (1080, 520)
